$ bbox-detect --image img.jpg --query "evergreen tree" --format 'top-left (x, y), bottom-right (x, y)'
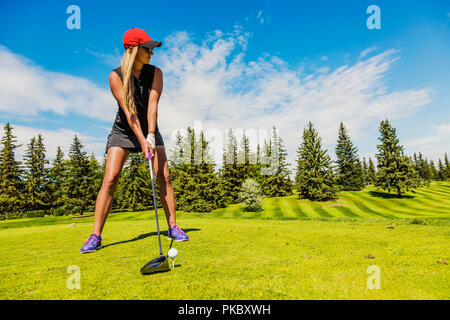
top-left (0, 123), bottom-right (24, 219)
top-left (237, 130), bottom-right (254, 180)
top-left (295, 122), bottom-right (337, 201)
top-left (171, 127), bottom-right (225, 212)
top-left (118, 152), bottom-right (154, 211)
top-left (444, 153), bottom-right (450, 180)
top-left (437, 158), bottom-right (445, 181)
top-left (260, 127), bottom-right (293, 197)
top-left (362, 157), bottom-right (369, 185)
top-left (88, 153), bottom-right (104, 208)
top-left (367, 157), bottom-right (376, 184)
top-left (334, 122), bottom-right (364, 191)
top-left (23, 136), bottom-right (38, 211)
top-left (429, 160), bottom-right (437, 180)
top-left (375, 119), bottom-right (419, 197)
top-left (48, 146), bottom-right (67, 209)
top-left (219, 129), bottom-right (244, 204)
top-left (62, 135), bottom-right (95, 215)
top-left (23, 135), bottom-right (50, 211)
top-left (415, 152), bottom-right (431, 185)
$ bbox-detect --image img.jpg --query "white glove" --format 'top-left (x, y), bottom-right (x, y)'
top-left (146, 132), bottom-right (156, 150)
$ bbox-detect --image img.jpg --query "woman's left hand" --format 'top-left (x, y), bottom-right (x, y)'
top-left (146, 133), bottom-right (156, 158)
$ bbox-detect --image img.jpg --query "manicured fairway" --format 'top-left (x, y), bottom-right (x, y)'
top-left (0, 182), bottom-right (449, 299)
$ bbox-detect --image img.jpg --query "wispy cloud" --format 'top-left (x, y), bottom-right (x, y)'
top-left (359, 46), bottom-right (377, 58)
top-left (156, 27), bottom-right (433, 168)
top-left (0, 25), bottom-right (438, 167)
top-left (85, 47), bottom-right (122, 67)
top-left (405, 124), bottom-right (450, 160)
top-left (0, 45), bottom-right (116, 122)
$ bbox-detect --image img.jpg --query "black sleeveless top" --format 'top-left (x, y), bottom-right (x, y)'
top-left (111, 64), bottom-right (157, 136)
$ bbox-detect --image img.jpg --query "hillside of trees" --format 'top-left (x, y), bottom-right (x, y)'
top-left (0, 120), bottom-right (449, 219)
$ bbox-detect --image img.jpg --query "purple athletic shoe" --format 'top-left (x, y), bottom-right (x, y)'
top-left (80, 233), bottom-right (102, 253)
top-left (168, 225), bottom-right (189, 242)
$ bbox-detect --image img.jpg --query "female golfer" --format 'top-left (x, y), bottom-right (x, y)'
top-left (81, 28), bottom-right (188, 253)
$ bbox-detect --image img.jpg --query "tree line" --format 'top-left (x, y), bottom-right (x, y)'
top-left (0, 120), bottom-right (449, 219)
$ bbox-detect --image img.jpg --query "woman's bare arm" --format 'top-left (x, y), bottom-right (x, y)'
top-left (147, 66), bottom-right (163, 134)
top-left (109, 71), bottom-right (147, 145)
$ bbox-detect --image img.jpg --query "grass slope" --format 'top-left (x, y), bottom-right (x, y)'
top-left (0, 182), bottom-right (448, 299)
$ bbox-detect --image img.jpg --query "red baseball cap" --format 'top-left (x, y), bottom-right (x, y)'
top-left (123, 28), bottom-right (162, 50)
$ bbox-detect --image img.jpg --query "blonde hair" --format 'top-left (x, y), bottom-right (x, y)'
top-left (120, 46), bottom-right (139, 115)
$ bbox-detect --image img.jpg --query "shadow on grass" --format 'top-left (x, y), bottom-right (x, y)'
top-left (368, 191), bottom-right (415, 199)
top-left (102, 228), bottom-right (201, 249)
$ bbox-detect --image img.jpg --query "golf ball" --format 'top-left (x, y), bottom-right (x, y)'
top-left (168, 248), bottom-right (178, 259)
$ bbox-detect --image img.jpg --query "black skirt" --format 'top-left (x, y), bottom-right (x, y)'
top-left (105, 126), bottom-right (164, 154)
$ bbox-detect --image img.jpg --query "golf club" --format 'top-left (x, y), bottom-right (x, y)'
top-left (140, 150), bottom-right (170, 275)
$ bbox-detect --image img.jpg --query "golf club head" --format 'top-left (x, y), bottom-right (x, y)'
top-left (140, 255), bottom-right (170, 275)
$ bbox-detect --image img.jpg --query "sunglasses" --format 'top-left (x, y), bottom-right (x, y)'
top-left (140, 46), bottom-right (154, 54)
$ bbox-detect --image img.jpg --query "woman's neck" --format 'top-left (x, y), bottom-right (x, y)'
top-left (133, 61), bottom-right (144, 77)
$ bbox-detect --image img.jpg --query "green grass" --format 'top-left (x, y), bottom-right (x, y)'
top-left (0, 182), bottom-right (449, 299)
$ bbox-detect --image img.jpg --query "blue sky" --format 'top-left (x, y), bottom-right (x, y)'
top-left (0, 0), bottom-right (449, 171)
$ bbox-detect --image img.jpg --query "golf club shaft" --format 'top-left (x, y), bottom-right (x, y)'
top-left (148, 151), bottom-right (163, 257)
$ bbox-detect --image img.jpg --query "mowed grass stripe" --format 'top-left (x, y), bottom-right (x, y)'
top-left (338, 194), bottom-right (383, 218)
top-left (432, 185), bottom-right (450, 193)
top-left (416, 188), bottom-right (450, 198)
top-left (284, 197), bottom-right (308, 218)
top-left (278, 197), bottom-right (301, 219)
top-left (357, 193), bottom-right (426, 218)
top-left (311, 205), bottom-right (334, 218)
top-left (413, 189), bottom-right (448, 202)
top-left (272, 198), bottom-right (285, 219)
top-left (335, 206), bottom-right (361, 218)
top-left (341, 193), bottom-right (391, 218)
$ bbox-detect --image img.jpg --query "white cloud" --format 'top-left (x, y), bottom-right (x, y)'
top-left (0, 26), bottom-right (439, 172)
top-left (85, 47), bottom-right (122, 67)
top-left (359, 46), bottom-right (377, 58)
top-left (155, 29), bottom-right (434, 171)
top-left (0, 45), bottom-right (116, 121)
top-left (404, 124), bottom-right (450, 160)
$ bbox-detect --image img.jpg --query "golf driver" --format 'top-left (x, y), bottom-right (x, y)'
top-left (140, 150), bottom-right (170, 275)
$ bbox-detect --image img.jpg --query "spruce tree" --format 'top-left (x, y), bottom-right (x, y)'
top-left (375, 119), bottom-right (419, 197)
top-left (437, 158), bottom-right (445, 181)
top-left (62, 135), bottom-right (94, 215)
top-left (334, 122), bottom-right (364, 191)
top-left (171, 127), bottom-right (225, 212)
top-left (48, 146), bottom-right (67, 209)
top-left (23, 135), bottom-right (50, 211)
top-left (88, 153), bottom-right (104, 209)
top-left (118, 152), bottom-right (154, 211)
top-left (295, 122), bottom-right (337, 201)
top-left (260, 127), bottom-right (293, 197)
top-left (444, 153), bottom-right (450, 180)
top-left (367, 157), bottom-right (376, 184)
top-left (0, 123), bottom-right (24, 219)
top-left (362, 157), bottom-right (369, 185)
top-left (429, 160), bottom-right (437, 180)
top-left (237, 130), bottom-right (254, 180)
top-left (219, 129), bottom-right (243, 204)
top-left (23, 136), bottom-right (38, 211)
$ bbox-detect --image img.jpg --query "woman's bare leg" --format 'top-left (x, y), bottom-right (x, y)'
top-left (92, 147), bottom-right (130, 235)
top-left (151, 145), bottom-right (177, 228)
